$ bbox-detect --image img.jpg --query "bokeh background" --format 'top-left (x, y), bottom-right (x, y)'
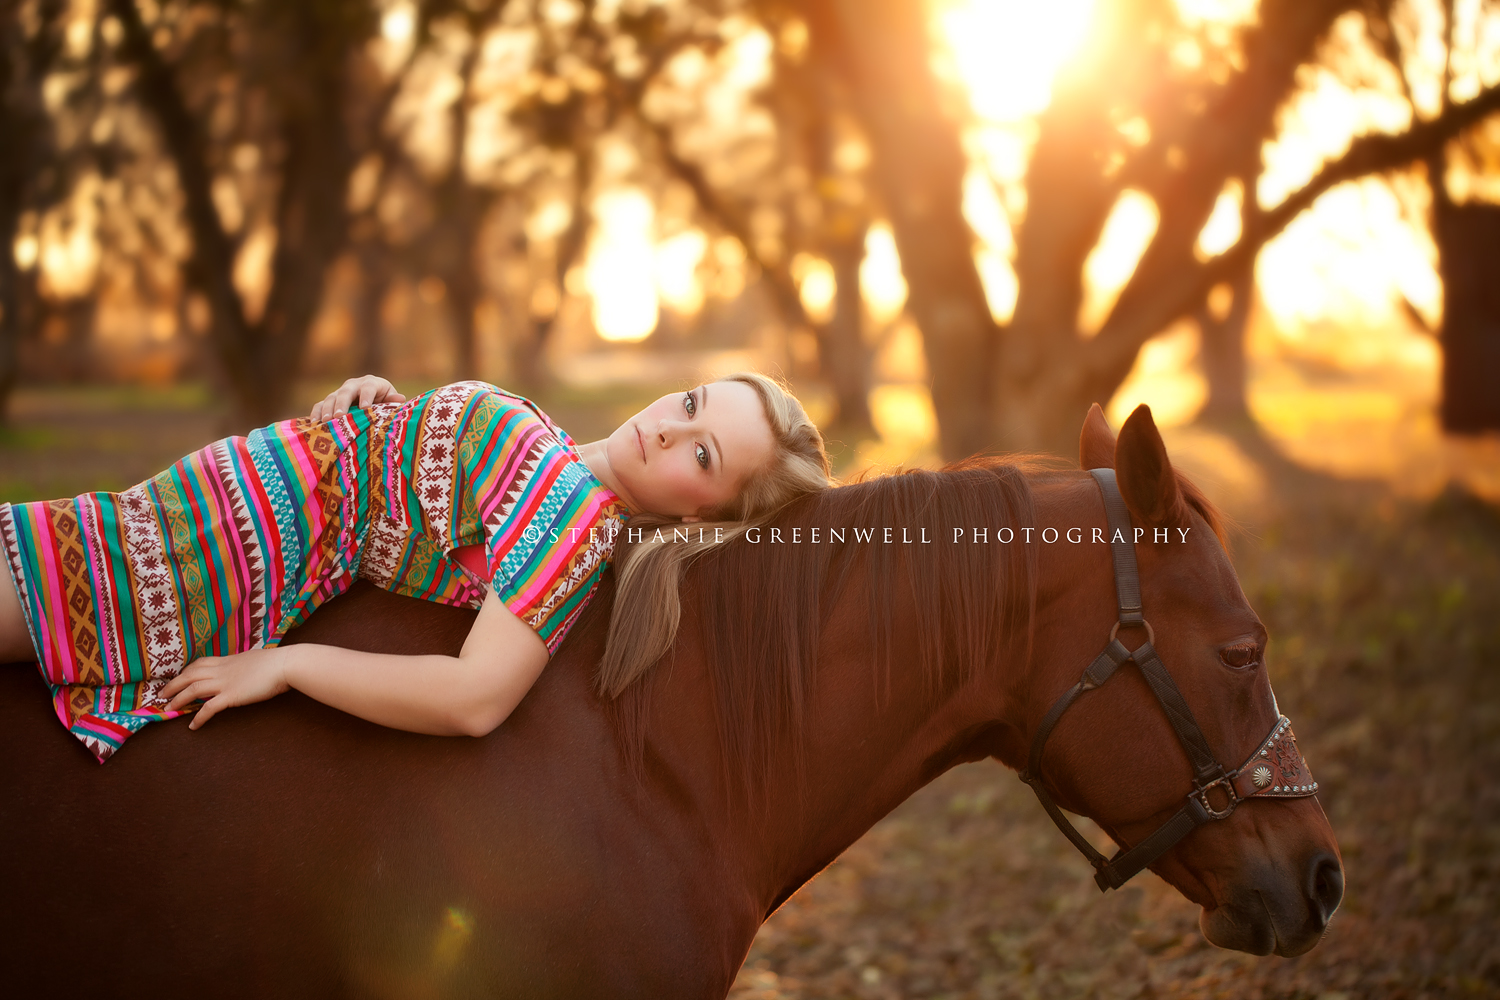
top-left (2, 1), bottom-right (1498, 996)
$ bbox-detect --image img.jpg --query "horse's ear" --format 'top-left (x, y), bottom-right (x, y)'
top-left (1079, 403), bottom-right (1115, 470)
top-left (1114, 404), bottom-right (1186, 528)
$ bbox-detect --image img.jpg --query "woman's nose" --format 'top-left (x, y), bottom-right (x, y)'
top-left (655, 419), bottom-right (683, 447)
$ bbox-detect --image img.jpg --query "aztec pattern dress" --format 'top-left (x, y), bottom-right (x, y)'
top-left (0, 381), bottom-right (630, 761)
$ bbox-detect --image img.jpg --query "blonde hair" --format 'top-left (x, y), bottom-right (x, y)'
top-left (597, 372), bottom-right (830, 697)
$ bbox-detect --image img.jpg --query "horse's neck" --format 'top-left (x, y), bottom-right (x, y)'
top-left (766, 635), bottom-right (1019, 902)
top-left (664, 473), bottom-right (1087, 913)
top-left (644, 583), bottom-right (1024, 918)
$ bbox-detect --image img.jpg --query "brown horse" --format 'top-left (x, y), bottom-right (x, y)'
top-left (0, 405), bottom-right (1341, 999)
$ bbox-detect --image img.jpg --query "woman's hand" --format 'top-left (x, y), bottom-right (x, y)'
top-left (158, 647), bottom-right (293, 729)
top-left (309, 375), bottom-right (407, 422)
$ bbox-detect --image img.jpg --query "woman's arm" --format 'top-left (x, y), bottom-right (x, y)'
top-left (159, 589), bottom-right (550, 737)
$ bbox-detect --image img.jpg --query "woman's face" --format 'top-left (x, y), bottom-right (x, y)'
top-left (604, 381), bottom-right (775, 518)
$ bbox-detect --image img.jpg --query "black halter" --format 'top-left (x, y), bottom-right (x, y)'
top-left (1020, 469), bottom-right (1319, 892)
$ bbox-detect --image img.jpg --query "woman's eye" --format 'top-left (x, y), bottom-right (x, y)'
top-left (695, 443), bottom-right (709, 469)
top-left (1219, 643), bottom-right (1260, 669)
top-left (683, 391), bottom-right (696, 417)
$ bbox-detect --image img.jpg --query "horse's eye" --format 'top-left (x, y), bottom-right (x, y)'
top-left (1219, 643), bottom-right (1260, 669)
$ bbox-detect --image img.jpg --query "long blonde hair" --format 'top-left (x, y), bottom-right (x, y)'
top-left (597, 372), bottom-right (830, 697)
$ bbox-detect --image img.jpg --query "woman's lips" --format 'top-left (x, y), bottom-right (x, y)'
top-left (635, 424), bottom-right (645, 462)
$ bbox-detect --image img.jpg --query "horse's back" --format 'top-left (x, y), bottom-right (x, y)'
top-left (0, 583), bottom-right (735, 999)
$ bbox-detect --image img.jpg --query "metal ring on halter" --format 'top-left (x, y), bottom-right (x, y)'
top-left (1194, 774), bottom-right (1239, 820)
top-left (1109, 619), bottom-right (1155, 647)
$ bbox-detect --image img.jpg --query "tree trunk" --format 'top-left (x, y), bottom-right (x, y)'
top-left (425, 184), bottom-right (487, 383)
top-left (990, 1), bottom-right (1351, 455)
top-left (1196, 263), bottom-right (1255, 426)
top-left (0, 0), bottom-right (64, 421)
top-left (354, 237), bottom-right (388, 377)
top-left (812, 224), bottom-right (874, 437)
top-left (1432, 160), bottom-right (1500, 433)
top-left (512, 318), bottom-right (552, 394)
top-left (804, 0), bottom-right (996, 460)
top-left (111, 0), bottom-right (367, 428)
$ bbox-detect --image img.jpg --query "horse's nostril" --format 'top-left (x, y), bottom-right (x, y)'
top-left (1308, 852), bottom-right (1344, 923)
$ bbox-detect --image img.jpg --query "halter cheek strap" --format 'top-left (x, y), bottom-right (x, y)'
top-left (1019, 468), bottom-right (1319, 892)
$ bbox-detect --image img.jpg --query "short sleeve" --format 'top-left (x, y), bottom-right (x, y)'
top-left (452, 387), bottom-right (629, 653)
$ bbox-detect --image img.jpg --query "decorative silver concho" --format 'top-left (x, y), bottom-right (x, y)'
top-left (1251, 764), bottom-right (1273, 789)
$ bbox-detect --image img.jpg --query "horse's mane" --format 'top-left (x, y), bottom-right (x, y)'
top-left (603, 456), bottom-right (1228, 798)
top-left (600, 456), bottom-right (1047, 795)
top-left (1177, 472), bottom-right (1230, 548)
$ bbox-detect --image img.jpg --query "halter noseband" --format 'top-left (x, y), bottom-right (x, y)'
top-left (1019, 468), bottom-right (1319, 892)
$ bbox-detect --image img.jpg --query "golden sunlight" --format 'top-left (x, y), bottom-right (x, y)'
top-left (585, 188), bottom-right (659, 342)
top-left (654, 229), bottom-right (708, 315)
top-left (37, 173), bottom-right (102, 300)
top-left (1258, 15), bottom-right (1410, 211)
top-left (1172, 0), bottom-right (1258, 29)
top-left (12, 232), bottom-right (38, 270)
top-left (961, 165), bottom-right (1020, 323)
top-left (932, 0), bottom-right (1096, 123)
top-left (372, 0), bottom-right (418, 78)
top-left (975, 248), bottom-right (1020, 324)
top-left (1078, 189), bottom-right (1159, 335)
top-left (860, 223), bottom-right (908, 326)
top-left (792, 253), bottom-right (837, 325)
top-left (1195, 178), bottom-right (1243, 259)
top-left (1107, 321), bottom-right (1206, 428)
top-left (1257, 176), bottom-right (1440, 332)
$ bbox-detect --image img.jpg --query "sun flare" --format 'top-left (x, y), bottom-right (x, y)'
top-left (932, 0), bottom-right (1097, 123)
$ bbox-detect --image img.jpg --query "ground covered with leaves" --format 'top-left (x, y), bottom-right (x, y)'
top-left (730, 475), bottom-right (1500, 1000)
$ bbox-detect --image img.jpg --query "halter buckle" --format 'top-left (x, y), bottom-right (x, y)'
top-left (1194, 774), bottom-right (1239, 820)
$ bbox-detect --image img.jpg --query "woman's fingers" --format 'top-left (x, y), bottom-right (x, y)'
top-left (161, 647), bottom-right (291, 729)
top-left (188, 695), bottom-right (226, 730)
top-left (335, 376), bottom-right (375, 416)
top-left (165, 683), bottom-right (195, 711)
top-left (160, 659), bottom-right (218, 709)
top-left (309, 376), bottom-right (404, 421)
top-left (166, 679), bottom-right (214, 712)
top-left (159, 665), bottom-right (196, 700)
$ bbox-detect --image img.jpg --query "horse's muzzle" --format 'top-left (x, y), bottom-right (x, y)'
top-left (1200, 848), bottom-right (1345, 956)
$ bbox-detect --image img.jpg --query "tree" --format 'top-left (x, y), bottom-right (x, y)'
top-left (0, 1), bottom-right (64, 421)
top-left (807, 0), bottom-right (1500, 457)
top-left (108, 0), bottom-right (384, 426)
top-left (798, 0), bottom-right (993, 458)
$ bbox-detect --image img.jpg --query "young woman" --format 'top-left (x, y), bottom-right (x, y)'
top-left (0, 373), bottom-right (829, 761)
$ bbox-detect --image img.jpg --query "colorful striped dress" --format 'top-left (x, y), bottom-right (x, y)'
top-left (0, 381), bottom-right (630, 761)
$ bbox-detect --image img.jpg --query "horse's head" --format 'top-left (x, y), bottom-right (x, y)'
top-left (1013, 403), bottom-right (1342, 957)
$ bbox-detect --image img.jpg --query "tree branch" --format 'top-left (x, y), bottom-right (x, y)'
top-left (109, 0), bottom-right (259, 405)
top-left (649, 122), bottom-right (810, 329)
top-left (1233, 82), bottom-right (1500, 272)
top-left (1088, 82), bottom-right (1500, 385)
